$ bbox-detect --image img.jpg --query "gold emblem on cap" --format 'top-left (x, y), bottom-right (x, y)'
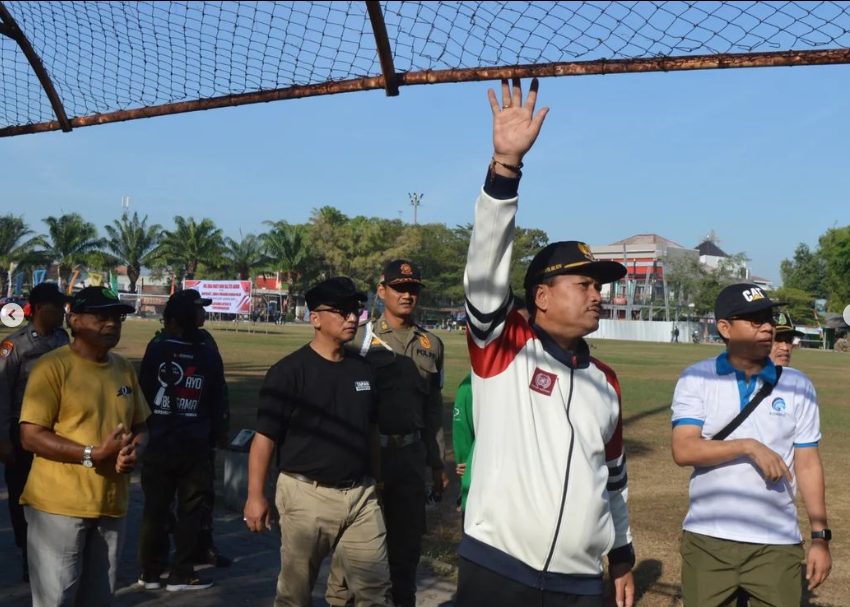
top-left (578, 242), bottom-right (595, 261)
top-left (401, 263), bottom-right (413, 276)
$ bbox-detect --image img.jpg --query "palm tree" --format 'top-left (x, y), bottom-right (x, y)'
top-left (223, 232), bottom-right (269, 280)
top-left (0, 215), bottom-right (48, 296)
top-left (262, 220), bottom-right (310, 305)
top-left (42, 213), bottom-right (105, 290)
top-left (103, 212), bottom-right (161, 293)
top-left (157, 217), bottom-right (224, 280)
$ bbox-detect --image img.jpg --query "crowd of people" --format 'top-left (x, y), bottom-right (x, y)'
top-left (0, 79), bottom-right (832, 607)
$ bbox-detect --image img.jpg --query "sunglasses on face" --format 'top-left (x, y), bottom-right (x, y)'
top-left (314, 306), bottom-right (364, 319)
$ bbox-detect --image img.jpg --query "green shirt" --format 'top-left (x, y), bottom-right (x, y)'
top-left (452, 372), bottom-right (474, 511)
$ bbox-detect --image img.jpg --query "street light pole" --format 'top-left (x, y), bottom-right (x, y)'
top-left (409, 192), bottom-right (423, 226)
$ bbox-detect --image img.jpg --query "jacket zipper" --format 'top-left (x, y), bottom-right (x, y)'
top-left (538, 368), bottom-right (576, 590)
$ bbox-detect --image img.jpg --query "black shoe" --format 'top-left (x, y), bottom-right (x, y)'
top-left (196, 547), bottom-right (231, 568)
top-left (138, 571), bottom-right (163, 590)
top-left (165, 574), bottom-right (213, 592)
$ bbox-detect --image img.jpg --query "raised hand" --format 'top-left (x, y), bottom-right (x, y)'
top-left (488, 77), bottom-right (549, 168)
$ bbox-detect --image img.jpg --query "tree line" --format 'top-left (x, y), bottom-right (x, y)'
top-left (0, 210), bottom-right (548, 310)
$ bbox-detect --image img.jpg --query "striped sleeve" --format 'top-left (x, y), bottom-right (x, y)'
top-left (464, 188), bottom-right (518, 350)
top-left (592, 358), bottom-right (633, 549)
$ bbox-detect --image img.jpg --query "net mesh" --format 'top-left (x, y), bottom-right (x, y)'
top-left (3, 1), bottom-right (850, 133)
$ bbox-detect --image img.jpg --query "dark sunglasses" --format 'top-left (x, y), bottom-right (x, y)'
top-left (314, 305), bottom-right (364, 319)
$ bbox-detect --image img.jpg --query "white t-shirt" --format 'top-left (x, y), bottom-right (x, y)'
top-left (671, 353), bottom-right (820, 544)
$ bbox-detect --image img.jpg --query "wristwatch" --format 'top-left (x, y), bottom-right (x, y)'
top-left (811, 529), bottom-right (832, 542)
top-left (82, 445), bottom-right (94, 468)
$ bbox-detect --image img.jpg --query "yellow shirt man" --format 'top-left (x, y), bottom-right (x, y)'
top-left (20, 346), bottom-right (150, 518)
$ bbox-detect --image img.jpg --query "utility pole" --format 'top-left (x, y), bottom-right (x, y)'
top-left (122, 195), bottom-right (130, 218)
top-left (408, 192), bottom-right (423, 226)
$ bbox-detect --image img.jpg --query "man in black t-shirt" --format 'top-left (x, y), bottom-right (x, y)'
top-left (137, 295), bottom-right (227, 592)
top-left (244, 276), bottom-right (392, 607)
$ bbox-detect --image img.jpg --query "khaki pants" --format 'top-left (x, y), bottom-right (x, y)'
top-left (274, 473), bottom-right (392, 607)
top-left (681, 531), bottom-right (804, 607)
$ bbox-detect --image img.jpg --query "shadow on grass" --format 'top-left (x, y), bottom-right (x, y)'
top-left (624, 404), bottom-right (671, 427)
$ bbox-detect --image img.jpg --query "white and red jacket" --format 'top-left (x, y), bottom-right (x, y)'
top-left (460, 176), bottom-right (633, 594)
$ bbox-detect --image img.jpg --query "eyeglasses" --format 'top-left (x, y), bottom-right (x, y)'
top-left (78, 311), bottom-right (127, 323)
top-left (314, 306), bottom-right (364, 319)
top-left (729, 313), bottom-right (776, 328)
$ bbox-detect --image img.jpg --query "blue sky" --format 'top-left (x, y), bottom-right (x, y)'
top-left (3, 63), bottom-right (849, 284)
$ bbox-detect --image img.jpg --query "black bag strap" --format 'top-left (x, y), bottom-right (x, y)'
top-left (712, 366), bottom-right (783, 441)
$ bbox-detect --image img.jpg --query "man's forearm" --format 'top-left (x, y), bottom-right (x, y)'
top-left (20, 423), bottom-right (87, 463)
top-left (796, 448), bottom-right (828, 531)
top-left (247, 432), bottom-right (275, 498)
top-left (672, 432), bottom-right (752, 468)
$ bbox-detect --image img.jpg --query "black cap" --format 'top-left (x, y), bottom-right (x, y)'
top-left (714, 283), bottom-right (786, 321)
top-left (69, 286), bottom-right (135, 314)
top-left (380, 260), bottom-right (423, 286)
top-left (774, 311), bottom-right (805, 338)
top-left (172, 288), bottom-right (212, 307)
top-left (524, 241), bottom-right (626, 289)
top-left (28, 282), bottom-right (72, 306)
top-left (305, 277), bottom-right (367, 310)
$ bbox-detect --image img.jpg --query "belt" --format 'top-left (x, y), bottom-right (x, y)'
top-left (282, 471), bottom-right (362, 490)
top-left (380, 430), bottom-right (421, 449)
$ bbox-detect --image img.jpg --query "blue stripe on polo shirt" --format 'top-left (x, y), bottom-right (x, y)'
top-left (673, 418), bottom-right (705, 428)
top-left (793, 442), bottom-right (819, 448)
top-left (715, 353), bottom-right (778, 411)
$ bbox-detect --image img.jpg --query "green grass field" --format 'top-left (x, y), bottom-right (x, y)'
top-left (2, 319), bottom-right (847, 606)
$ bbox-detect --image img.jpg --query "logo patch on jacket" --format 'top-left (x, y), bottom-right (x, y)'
top-left (117, 385), bottom-right (133, 397)
top-left (530, 368), bottom-right (557, 396)
top-left (0, 341), bottom-right (14, 358)
top-left (355, 380), bottom-right (371, 392)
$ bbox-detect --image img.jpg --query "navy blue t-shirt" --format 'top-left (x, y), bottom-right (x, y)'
top-left (139, 338), bottom-right (226, 456)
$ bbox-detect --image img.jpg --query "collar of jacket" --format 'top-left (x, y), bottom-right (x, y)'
top-left (530, 322), bottom-right (591, 370)
top-left (374, 314), bottom-right (419, 336)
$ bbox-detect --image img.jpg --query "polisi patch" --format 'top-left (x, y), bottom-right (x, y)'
top-left (0, 341), bottom-right (14, 358)
top-left (530, 368), bottom-right (557, 397)
top-left (419, 334), bottom-right (431, 350)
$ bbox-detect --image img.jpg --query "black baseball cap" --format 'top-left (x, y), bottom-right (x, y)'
top-left (173, 288), bottom-right (212, 307)
top-left (69, 286), bottom-right (135, 314)
top-left (524, 241), bottom-right (626, 289)
top-left (28, 282), bottom-right (72, 306)
top-left (714, 284), bottom-right (786, 321)
top-left (381, 260), bottom-right (423, 286)
top-left (305, 277), bottom-right (367, 310)
top-left (774, 311), bottom-right (805, 338)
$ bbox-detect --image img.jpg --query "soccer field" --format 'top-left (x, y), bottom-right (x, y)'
top-left (2, 319), bottom-right (846, 606)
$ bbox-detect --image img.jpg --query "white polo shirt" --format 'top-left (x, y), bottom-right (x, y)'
top-left (671, 353), bottom-right (820, 544)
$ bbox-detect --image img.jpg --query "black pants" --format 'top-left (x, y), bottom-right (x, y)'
top-left (138, 452), bottom-right (213, 578)
top-left (381, 440), bottom-right (427, 607)
top-left (4, 424), bottom-right (33, 550)
top-left (456, 558), bottom-right (603, 607)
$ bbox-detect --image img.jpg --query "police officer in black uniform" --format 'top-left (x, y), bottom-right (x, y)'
top-left (327, 260), bottom-right (447, 607)
top-left (0, 282), bottom-right (70, 582)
